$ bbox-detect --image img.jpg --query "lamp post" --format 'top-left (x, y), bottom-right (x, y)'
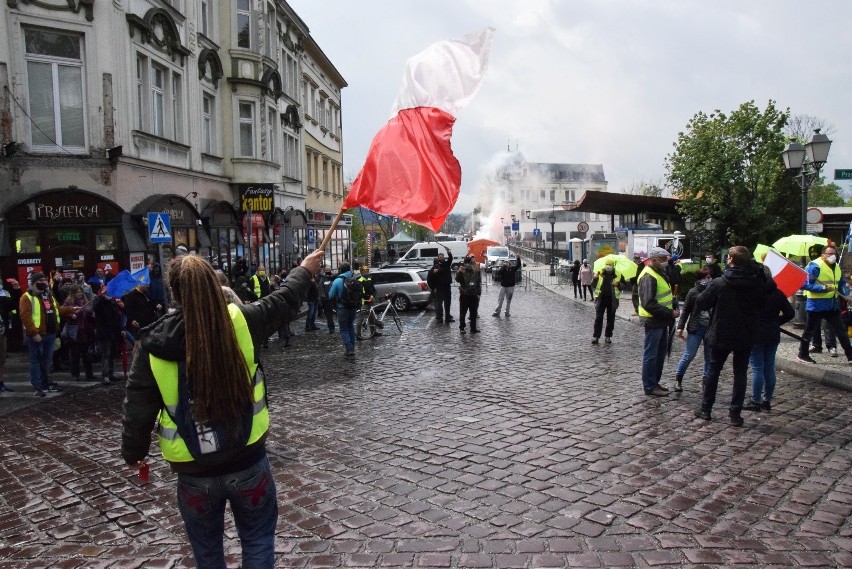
top-left (510, 214), bottom-right (517, 246)
top-left (782, 129), bottom-right (832, 234)
top-left (548, 206), bottom-right (557, 277)
top-left (684, 217), bottom-right (717, 265)
top-left (526, 210), bottom-right (539, 250)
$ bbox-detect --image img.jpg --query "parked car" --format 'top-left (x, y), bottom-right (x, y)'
top-left (485, 246), bottom-right (514, 272)
top-left (369, 267), bottom-right (431, 311)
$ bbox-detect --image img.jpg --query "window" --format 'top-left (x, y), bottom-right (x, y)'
top-left (283, 133), bottom-right (299, 179)
top-left (322, 159), bottom-right (328, 190)
top-left (237, 0), bottom-right (251, 49)
top-left (14, 230), bottom-right (41, 254)
top-left (24, 28), bottom-right (86, 152)
top-left (550, 190), bottom-right (556, 202)
top-left (264, 5), bottom-right (275, 57)
top-left (238, 101), bottom-right (255, 157)
top-left (95, 228), bottom-right (118, 251)
top-left (283, 52), bottom-right (297, 97)
top-left (267, 107), bottom-right (276, 162)
top-left (136, 54), bottom-right (184, 142)
top-left (200, 0), bottom-right (210, 37)
top-left (202, 93), bottom-right (214, 154)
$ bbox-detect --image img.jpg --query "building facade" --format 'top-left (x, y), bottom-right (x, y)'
top-left (480, 152), bottom-right (609, 250)
top-left (0, 0), bottom-right (347, 285)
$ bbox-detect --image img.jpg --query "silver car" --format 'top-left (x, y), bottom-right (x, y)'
top-left (368, 267), bottom-right (431, 311)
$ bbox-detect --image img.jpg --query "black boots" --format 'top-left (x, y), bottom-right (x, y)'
top-left (674, 374), bottom-right (683, 392)
top-left (729, 411), bottom-right (744, 427)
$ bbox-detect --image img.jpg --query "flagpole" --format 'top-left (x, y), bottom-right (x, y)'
top-left (318, 206), bottom-right (347, 252)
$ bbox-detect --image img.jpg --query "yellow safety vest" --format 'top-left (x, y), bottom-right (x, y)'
top-left (149, 304), bottom-right (269, 463)
top-left (594, 271), bottom-right (622, 300)
top-left (27, 291), bottom-right (60, 329)
top-left (637, 266), bottom-right (672, 318)
top-left (251, 274), bottom-right (266, 298)
top-left (804, 258), bottom-right (840, 300)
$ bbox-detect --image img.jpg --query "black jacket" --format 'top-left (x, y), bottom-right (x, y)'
top-left (456, 265), bottom-right (481, 296)
top-left (496, 261), bottom-right (521, 287)
top-left (122, 288), bottom-right (160, 332)
top-left (677, 280), bottom-right (711, 334)
top-left (754, 282), bottom-right (795, 345)
top-left (92, 294), bottom-right (123, 341)
top-left (696, 262), bottom-right (771, 351)
top-left (121, 266), bottom-right (313, 475)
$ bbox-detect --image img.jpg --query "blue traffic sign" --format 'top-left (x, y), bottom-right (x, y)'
top-left (147, 212), bottom-right (172, 244)
top-left (533, 228), bottom-right (541, 237)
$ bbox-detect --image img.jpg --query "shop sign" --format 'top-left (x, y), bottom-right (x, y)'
top-left (9, 191), bottom-right (123, 225)
top-left (97, 261), bottom-right (119, 276)
top-left (56, 231), bottom-right (81, 242)
top-left (17, 264), bottom-right (41, 286)
top-left (238, 184), bottom-right (274, 213)
top-left (129, 252), bottom-right (146, 272)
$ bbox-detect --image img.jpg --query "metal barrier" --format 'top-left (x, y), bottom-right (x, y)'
top-left (523, 266), bottom-right (572, 291)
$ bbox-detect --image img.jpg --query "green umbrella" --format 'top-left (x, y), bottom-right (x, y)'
top-left (772, 234), bottom-right (828, 258)
top-left (752, 243), bottom-right (774, 262)
top-left (593, 254), bottom-right (638, 280)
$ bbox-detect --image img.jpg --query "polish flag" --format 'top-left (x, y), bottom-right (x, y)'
top-left (763, 249), bottom-right (808, 297)
top-left (343, 28), bottom-right (495, 231)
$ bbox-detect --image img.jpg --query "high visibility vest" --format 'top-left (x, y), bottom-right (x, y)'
top-left (637, 266), bottom-right (672, 318)
top-left (805, 259), bottom-right (840, 300)
top-left (594, 271), bottom-right (621, 300)
top-left (27, 291), bottom-right (60, 329)
top-left (149, 304), bottom-right (269, 463)
top-left (251, 274), bottom-right (266, 298)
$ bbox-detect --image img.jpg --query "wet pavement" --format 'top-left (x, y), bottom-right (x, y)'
top-left (0, 274), bottom-right (851, 567)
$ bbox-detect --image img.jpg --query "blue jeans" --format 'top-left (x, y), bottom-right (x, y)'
top-left (337, 306), bottom-right (356, 352)
top-left (25, 334), bottom-right (56, 390)
top-left (177, 457), bottom-right (278, 569)
top-left (749, 342), bottom-right (779, 403)
top-left (641, 327), bottom-right (668, 393)
top-left (675, 325), bottom-right (709, 378)
top-left (305, 301), bottom-right (318, 329)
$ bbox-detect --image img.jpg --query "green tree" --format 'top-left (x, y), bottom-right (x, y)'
top-left (349, 214), bottom-right (367, 262)
top-left (665, 100), bottom-right (799, 250)
top-left (808, 180), bottom-right (846, 207)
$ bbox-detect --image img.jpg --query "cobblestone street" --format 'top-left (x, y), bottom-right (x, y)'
top-left (1, 282), bottom-right (851, 568)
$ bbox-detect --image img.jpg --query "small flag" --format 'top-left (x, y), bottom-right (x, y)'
top-left (343, 28), bottom-right (494, 231)
top-left (763, 250), bottom-right (808, 297)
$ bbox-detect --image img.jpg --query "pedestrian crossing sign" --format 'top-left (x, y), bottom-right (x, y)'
top-left (147, 212), bottom-right (172, 243)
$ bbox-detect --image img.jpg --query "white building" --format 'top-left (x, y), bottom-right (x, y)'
top-left (0, 0), bottom-right (347, 284)
top-left (479, 152), bottom-right (610, 250)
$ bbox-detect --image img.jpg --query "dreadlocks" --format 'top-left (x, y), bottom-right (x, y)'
top-left (167, 255), bottom-right (253, 425)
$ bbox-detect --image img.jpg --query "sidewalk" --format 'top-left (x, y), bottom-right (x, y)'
top-left (523, 264), bottom-right (852, 392)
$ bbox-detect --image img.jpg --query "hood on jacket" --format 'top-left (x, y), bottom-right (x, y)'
top-left (140, 309), bottom-right (186, 361)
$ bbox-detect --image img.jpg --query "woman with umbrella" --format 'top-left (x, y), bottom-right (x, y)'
top-left (590, 258), bottom-right (625, 344)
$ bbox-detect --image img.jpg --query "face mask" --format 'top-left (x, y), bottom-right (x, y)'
top-left (705, 257), bottom-right (713, 264)
top-left (258, 271), bottom-right (266, 277)
top-left (35, 282), bottom-right (48, 291)
top-left (826, 255), bottom-right (837, 264)
top-left (604, 266), bottom-right (613, 273)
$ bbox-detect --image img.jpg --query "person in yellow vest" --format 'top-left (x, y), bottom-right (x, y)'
top-left (121, 249), bottom-right (323, 568)
top-left (591, 258), bottom-right (624, 344)
top-left (798, 245), bottom-right (852, 364)
top-left (637, 248), bottom-right (679, 397)
top-left (19, 271), bottom-right (63, 397)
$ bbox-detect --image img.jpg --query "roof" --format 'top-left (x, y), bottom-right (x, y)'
top-left (564, 190), bottom-right (680, 215)
top-left (527, 163), bottom-right (606, 183)
top-left (387, 231), bottom-right (416, 243)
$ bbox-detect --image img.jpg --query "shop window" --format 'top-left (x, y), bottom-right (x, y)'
top-left (24, 28), bottom-right (86, 153)
top-left (95, 228), bottom-right (118, 250)
top-left (15, 230), bottom-right (41, 254)
top-left (173, 227), bottom-right (197, 249)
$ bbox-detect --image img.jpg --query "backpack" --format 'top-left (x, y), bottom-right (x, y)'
top-left (170, 361), bottom-right (259, 465)
top-left (338, 275), bottom-right (361, 309)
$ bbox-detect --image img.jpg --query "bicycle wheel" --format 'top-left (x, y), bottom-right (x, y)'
top-left (355, 311), bottom-right (376, 339)
top-left (391, 308), bottom-right (403, 333)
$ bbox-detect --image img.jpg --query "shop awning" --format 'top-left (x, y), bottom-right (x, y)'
top-left (564, 190), bottom-right (680, 216)
top-left (122, 214), bottom-right (148, 252)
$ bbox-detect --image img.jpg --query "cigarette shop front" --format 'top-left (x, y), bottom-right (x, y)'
top-left (2, 189), bottom-right (131, 285)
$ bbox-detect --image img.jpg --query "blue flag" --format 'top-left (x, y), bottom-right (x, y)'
top-left (106, 270), bottom-right (139, 298)
top-left (132, 267), bottom-right (150, 285)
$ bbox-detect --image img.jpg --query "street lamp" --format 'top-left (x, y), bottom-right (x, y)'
top-left (782, 129), bottom-right (832, 234)
top-left (548, 206), bottom-right (557, 276)
top-left (526, 210), bottom-right (539, 249)
top-left (684, 216), bottom-right (717, 264)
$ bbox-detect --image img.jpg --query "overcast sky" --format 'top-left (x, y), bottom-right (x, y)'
top-left (288, 0), bottom-right (852, 214)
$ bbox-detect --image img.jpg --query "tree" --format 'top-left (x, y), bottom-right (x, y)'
top-left (785, 114), bottom-right (836, 142)
top-left (665, 100), bottom-right (799, 250)
top-left (808, 179), bottom-right (846, 207)
top-left (622, 177), bottom-right (667, 197)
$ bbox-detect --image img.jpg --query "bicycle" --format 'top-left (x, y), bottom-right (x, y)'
top-left (355, 293), bottom-right (403, 339)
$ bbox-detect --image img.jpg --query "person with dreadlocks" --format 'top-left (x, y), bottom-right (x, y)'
top-left (121, 249), bottom-right (323, 568)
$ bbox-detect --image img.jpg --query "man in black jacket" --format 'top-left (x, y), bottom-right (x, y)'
top-left (695, 245), bottom-right (770, 426)
top-left (493, 257), bottom-right (521, 317)
top-left (455, 256), bottom-right (481, 333)
top-left (429, 245), bottom-right (454, 324)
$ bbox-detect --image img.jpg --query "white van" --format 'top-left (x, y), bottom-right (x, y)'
top-left (485, 245), bottom-right (514, 272)
top-left (398, 241), bottom-right (470, 269)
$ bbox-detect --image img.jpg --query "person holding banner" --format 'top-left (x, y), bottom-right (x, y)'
top-left (797, 245), bottom-right (852, 365)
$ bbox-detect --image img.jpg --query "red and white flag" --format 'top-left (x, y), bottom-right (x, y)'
top-left (343, 28), bottom-right (495, 231)
top-left (763, 249), bottom-right (808, 297)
